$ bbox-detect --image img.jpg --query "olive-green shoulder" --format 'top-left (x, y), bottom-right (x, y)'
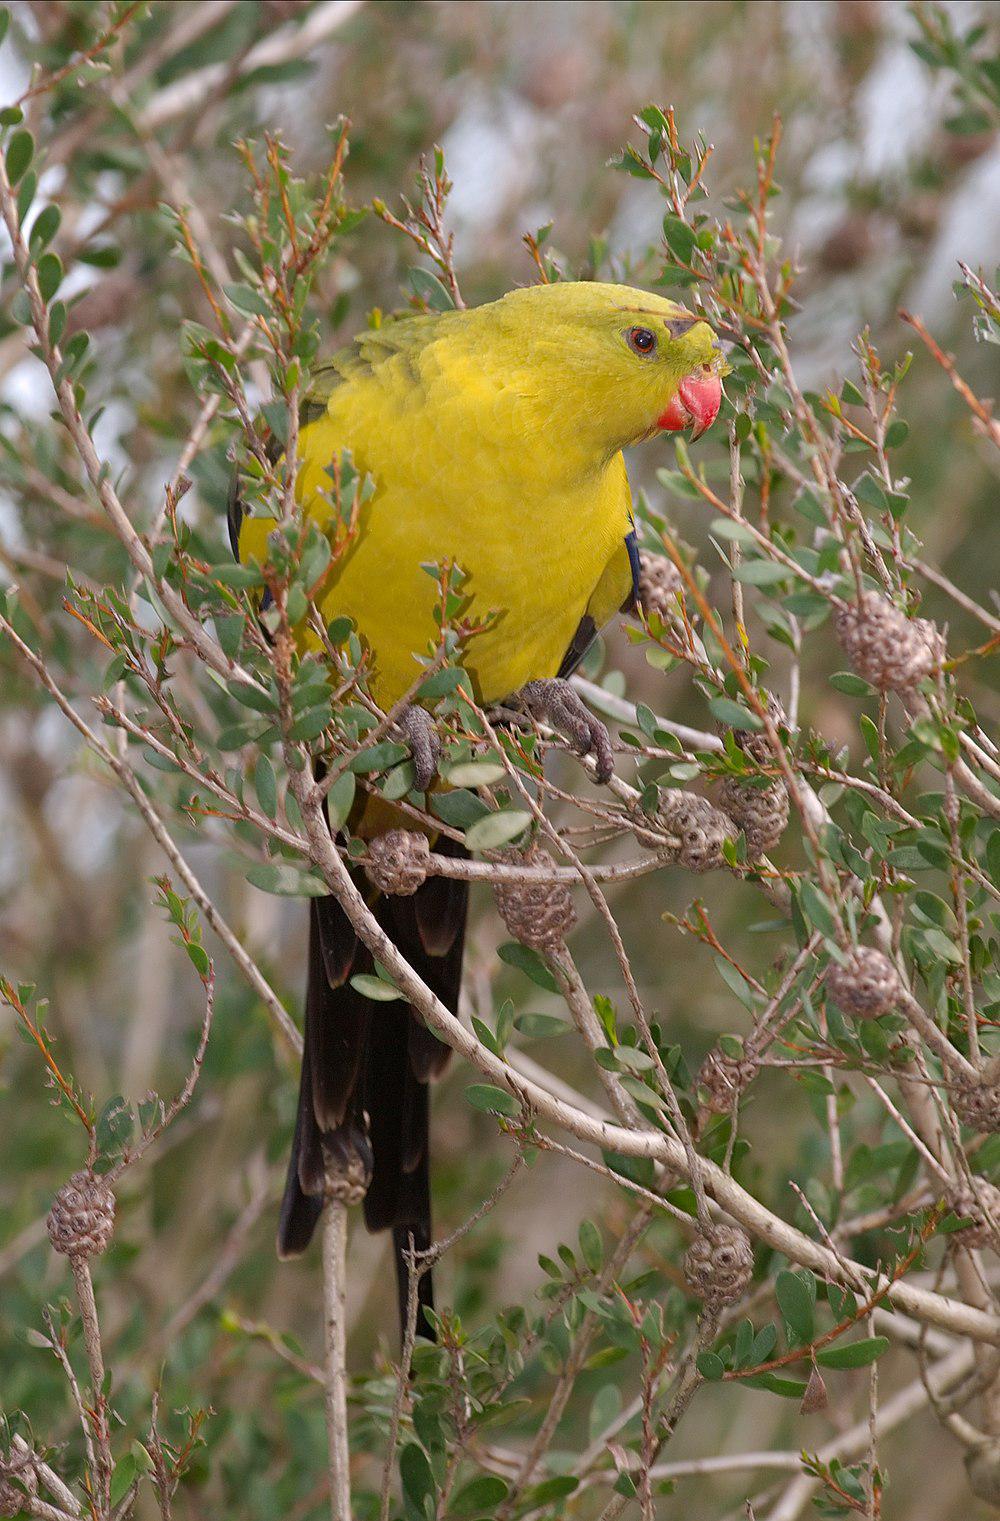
top-left (230, 310), bottom-right (465, 551)
top-left (301, 310), bottom-right (464, 425)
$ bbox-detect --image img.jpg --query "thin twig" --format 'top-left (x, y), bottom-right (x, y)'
top-left (321, 1200), bottom-right (352, 1521)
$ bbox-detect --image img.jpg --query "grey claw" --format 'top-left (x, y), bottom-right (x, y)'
top-left (398, 705), bottom-right (441, 791)
top-left (518, 678), bottom-right (615, 784)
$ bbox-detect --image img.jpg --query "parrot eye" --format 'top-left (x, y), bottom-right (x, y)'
top-left (626, 326), bottom-right (657, 356)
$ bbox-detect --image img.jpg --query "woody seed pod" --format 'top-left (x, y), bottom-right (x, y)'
top-left (947, 1177), bottom-right (1000, 1251)
top-left (952, 1060), bottom-right (1000, 1134)
top-left (494, 848), bottom-right (576, 952)
top-left (683, 1222), bottom-right (754, 1307)
top-left (824, 947), bottom-right (902, 1019)
top-left (637, 549), bottom-right (684, 623)
top-left (834, 593), bottom-right (940, 693)
top-left (697, 1043), bottom-right (760, 1115)
top-left (716, 774), bottom-right (789, 857)
top-left (658, 790), bottom-right (735, 874)
top-left (46, 1170), bottom-right (115, 1258)
top-left (365, 829), bottom-right (431, 896)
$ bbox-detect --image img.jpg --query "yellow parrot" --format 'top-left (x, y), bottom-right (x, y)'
top-left (230, 281), bottom-right (722, 1335)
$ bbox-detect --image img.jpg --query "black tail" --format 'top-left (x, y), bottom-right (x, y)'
top-left (277, 839), bottom-right (468, 1342)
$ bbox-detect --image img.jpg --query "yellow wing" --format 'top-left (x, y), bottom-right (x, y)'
top-left (237, 335), bottom-right (634, 708)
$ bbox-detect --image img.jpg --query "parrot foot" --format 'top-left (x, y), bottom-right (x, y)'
top-left (397, 704), bottom-right (441, 792)
top-left (515, 678), bottom-right (615, 784)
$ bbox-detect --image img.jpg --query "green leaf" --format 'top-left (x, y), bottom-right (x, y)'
top-left (444, 759), bottom-right (507, 788)
top-left (733, 1319), bottom-right (755, 1368)
top-left (594, 994), bottom-right (617, 1043)
top-left (750, 1323), bottom-right (778, 1363)
top-left (109, 1454), bottom-right (138, 1509)
top-left (731, 560), bottom-right (790, 586)
top-left (829, 671), bottom-right (874, 695)
top-left (710, 697), bottom-right (762, 730)
top-left (409, 266), bottom-right (455, 310)
top-left (36, 251), bottom-right (62, 303)
top-left (920, 927), bottom-right (963, 965)
top-left (78, 242), bottom-right (123, 268)
top-left (214, 613), bottom-right (244, 660)
top-left (859, 714), bottom-right (880, 763)
top-left (614, 1045), bottom-right (655, 1072)
top-left (855, 473), bottom-right (887, 510)
top-left (431, 789), bottom-right (490, 828)
top-left (186, 942), bottom-right (211, 979)
top-left (986, 829), bottom-right (1000, 886)
top-left (254, 754), bottom-right (277, 818)
top-left (662, 214), bottom-right (696, 263)
top-left (449, 1476), bottom-right (509, 1516)
top-left (589, 1382), bottom-right (622, 1444)
top-left (350, 973), bottom-right (402, 1002)
top-left (289, 704), bottom-right (331, 741)
top-left (28, 202), bottom-right (60, 252)
top-left (228, 679), bottom-right (275, 714)
top-left (579, 1219), bottom-right (603, 1272)
top-left (5, 128), bottom-right (33, 185)
top-left (464, 809), bottom-right (531, 852)
top-left (696, 1351), bottom-right (725, 1380)
top-left (714, 955), bottom-right (755, 1010)
top-left (15, 166), bottom-right (34, 222)
top-left (210, 562), bottom-right (263, 589)
top-left (498, 941), bottom-right (558, 992)
top-left (217, 720), bottom-right (268, 751)
top-left (417, 666), bottom-right (466, 699)
top-left (48, 298), bottom-right (65, 345)
top-left (399, 1443), bottom-right (435, 1512)
top-left (816, 1336), bottom-right (888, 1370)
top-left (96, 1095), bottom-right (133, 1155)
top-left (743, 1372), bottom-right (808, 1398)
top-left (382, 759), bottom-right (416, 800)
top-left (325, 770), bottom-right (356, 830)
top-left (142, 747), bottom-right (180, 773)
top-left (614, 144), bottom-right (655, 178)
top-left (798, 882), bottom-right (839, 940)
top-left (326, 614), bottom-right (354, 644)
top-left (775, 1269), bottom-right (815, 1343)
top-left (710, 516), bottom-right (757, 544)
top-left (349, 740), bottom-right (408, 773)
top-left (130, 1440), bottom-right (154, 1474)
top-left (246, 863), bottom-right (327, 897)
top-left (514, 1011), bottom-right (569, 1039)
top-left (224, 282), bottom-right (271, 318)
top-left (523, 1477), bottom-right (578, 1505)
top-left (826, 1284), bottom-right (857, 1321)
top-left (465, 1083), bottom-right (519, 1117)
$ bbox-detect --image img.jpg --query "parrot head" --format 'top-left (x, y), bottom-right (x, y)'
top-left (491, 281), bottom-right (724, 451)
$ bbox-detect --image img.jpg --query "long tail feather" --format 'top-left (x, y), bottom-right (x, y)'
top-left (277, 843), bottom-right (468, 1342)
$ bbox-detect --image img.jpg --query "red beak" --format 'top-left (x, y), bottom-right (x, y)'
top-left (657, 369), bottom-right (723, 440)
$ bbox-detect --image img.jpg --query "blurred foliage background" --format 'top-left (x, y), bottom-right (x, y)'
top-left (0, 2), bottom-right (997, 1517)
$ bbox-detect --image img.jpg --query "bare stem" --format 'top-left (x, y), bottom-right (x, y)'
top-left (321, 1200), bottom-right (352, 1521)
top-left (70, 1256), bottom-right (112, 1517)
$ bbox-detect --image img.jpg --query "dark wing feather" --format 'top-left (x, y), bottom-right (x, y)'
top-left (622, 527), bottom-right (642, 614)
top-left (556, 527), bottom-right (642, 681)
top-left (556, 614), bottom-right (598, 681)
